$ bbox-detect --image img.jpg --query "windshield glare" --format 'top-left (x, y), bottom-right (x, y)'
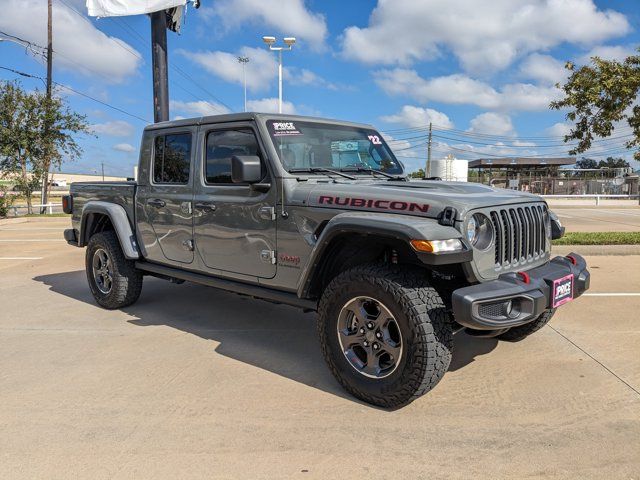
top-left (266, 120), bottom-right (403, 175)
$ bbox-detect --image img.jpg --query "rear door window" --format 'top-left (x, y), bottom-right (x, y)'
top-left (153, 133), bottom-right (192, 184)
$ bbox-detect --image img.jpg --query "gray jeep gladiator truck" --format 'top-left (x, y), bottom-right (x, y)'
top-left (63, 113), bottom-right (590, 408)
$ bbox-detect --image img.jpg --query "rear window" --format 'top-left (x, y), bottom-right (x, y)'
top-left (153, 133), bottom-right (192, 184)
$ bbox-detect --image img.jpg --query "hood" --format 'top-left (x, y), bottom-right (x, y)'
top-left (292, 179), bottom-right (544, 220)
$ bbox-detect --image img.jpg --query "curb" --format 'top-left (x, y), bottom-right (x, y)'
top-left (552, 244), bottom-right (640, 256)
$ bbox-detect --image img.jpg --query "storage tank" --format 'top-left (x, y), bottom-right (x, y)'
top-left (429, 155), bottom-right (468, 182)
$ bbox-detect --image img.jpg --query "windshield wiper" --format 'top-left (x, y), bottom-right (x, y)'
top-left (289, 167), bottom-right (356, 180)
top-left (340, 166), bottom-right (406, 181)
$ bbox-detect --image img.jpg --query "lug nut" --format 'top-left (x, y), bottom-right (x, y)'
top-left (359, 327), bottom-right (365, 334)
top-left (363, 341), bottom-right (369, 347)
top-left (373, 343), bottom-right (380, 350)
top-left (375, 332), bottom-right (382, 339)
top-left (367, 322), bottom-right (374, 329)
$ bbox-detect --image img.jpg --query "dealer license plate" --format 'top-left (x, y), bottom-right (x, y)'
top-left (552, 274), bottom-right (574, 308)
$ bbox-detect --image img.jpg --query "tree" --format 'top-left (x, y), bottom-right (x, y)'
top-left (408, 168), bottom-right (425, 179)
top-left (550, 50), bottom-right (640, 160)
top-left (598, 156), bottom-right (630, 169)
top-left (575, 158), bottom-right (598, 170)
top-left (0, 81), bottom-right (90, 214)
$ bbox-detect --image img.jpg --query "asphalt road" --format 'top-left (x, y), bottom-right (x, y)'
top-left (552, 206), bottom-right (640, 232)
top-left (0, 218), bottom-right (639, 479)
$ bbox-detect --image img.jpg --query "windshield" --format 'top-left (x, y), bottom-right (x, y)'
top-left (266, 120), bottom-right (404, 175)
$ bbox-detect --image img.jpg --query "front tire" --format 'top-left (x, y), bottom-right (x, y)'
top-left (86, 231), bottom-right (143, 309)
top-left (317, 264), bottom-right (452, 408)
top-left (497, 309), bottom-right (556, 341)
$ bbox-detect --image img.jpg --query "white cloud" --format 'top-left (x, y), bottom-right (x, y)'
top-left (204, 0), bottom-right (327, 49)
top-left (468, 112), bottom-right (515, 136)
top-left (519, 53), bottom-right (569, 85)
top-left (91, 120), bottom-right (135, 137)
top-left (381, 105), bottom-right (453, 129)
top-left (112, 143), bottom-right (136, 153)
top-left (286, 68), bottom-right (338, 90)
top-left (246, 97), bottom-right (297, 114)
top-left (341, 0), bottom-right (629, 74)
top-left (545, 122), bottom-right (573, 138)
top-left (179, 47), bottom-right (277, 92)
top-left (169, 100), bottom-right (231, 117)
top-left (0, 0), bottom-right (141, 83)
top-left (578, 45), bottom-right (637, 64)
top-left (375, 69), bottom-right (562, 111)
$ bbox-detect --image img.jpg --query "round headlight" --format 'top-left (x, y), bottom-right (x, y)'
top-left (466, 213), bottom-right (494, 250)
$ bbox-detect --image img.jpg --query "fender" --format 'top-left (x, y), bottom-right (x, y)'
top-left (79, 201), bottom-right (140, 259)
top-left (296, 212), bottom-right (472, 298)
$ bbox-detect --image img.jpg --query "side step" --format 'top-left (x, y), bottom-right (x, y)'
top-left (135, 261), bottom-right (317, 311)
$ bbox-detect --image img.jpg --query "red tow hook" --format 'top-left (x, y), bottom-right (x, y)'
top-left (566, 255), bottom-right (577, 265)
top-left (516, 271), bottom-right (530, 284)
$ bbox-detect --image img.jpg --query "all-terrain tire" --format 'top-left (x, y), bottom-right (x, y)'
top-left (86, 231), bottom-right (143, 309)
top-left (317, 263), bottom-right (452, 408)
top-left (496, 309), bottom-right (556, 342)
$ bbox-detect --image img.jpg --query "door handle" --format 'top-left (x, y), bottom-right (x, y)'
top-left (194, 202), bottom-right (216, 211)
top-left (147, 199), bottom-right (166, 208)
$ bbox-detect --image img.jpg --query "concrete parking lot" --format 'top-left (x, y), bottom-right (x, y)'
top-left (0, 217), bottom-right (639, 479)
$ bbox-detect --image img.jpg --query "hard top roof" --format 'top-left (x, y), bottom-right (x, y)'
top-left (144, 112), bottom-right (375, 131)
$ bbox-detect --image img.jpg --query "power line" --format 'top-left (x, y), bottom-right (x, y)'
top-left (0, 65), bottom-right (150, 123)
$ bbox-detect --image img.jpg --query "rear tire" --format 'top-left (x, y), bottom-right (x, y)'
top-left (497, 309), bottom-right (556, 341)
top-left (317, 264), bottom-right (452, 408)
top-left (86, 231), bottom-right (143, 309)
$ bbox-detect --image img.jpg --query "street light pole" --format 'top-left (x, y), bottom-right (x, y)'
top-left (237, 56), bottom-right (250, 112)
top-left (262, 36), bottom-right (295, 114)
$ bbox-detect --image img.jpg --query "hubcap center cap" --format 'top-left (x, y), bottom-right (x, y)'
top-left (365, 331), bottom-right (375, 343)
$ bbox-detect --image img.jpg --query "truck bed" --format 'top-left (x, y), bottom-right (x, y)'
top-left (70, 181), bottom-right (137, 228)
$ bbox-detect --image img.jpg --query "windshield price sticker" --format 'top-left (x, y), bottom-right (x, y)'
top-left (368, 134), bottom-right (382, 145)
top-left (272, 121), bottom-right (302, 136)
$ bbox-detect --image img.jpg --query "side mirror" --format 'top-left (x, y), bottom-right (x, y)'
top-left (231, 155), bottom-right (262, 184)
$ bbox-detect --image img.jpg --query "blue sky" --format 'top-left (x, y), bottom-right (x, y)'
top-left (1, 0), bottom-right (639, 176)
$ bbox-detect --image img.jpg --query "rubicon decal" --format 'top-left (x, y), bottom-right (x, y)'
top-left (318, 195), bottom-right (429, 213)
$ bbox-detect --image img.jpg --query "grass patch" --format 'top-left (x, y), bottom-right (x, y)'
top-left (553, 231), bottom-right (640, 245)
top-left (22, 213), bottom-right (71, 218)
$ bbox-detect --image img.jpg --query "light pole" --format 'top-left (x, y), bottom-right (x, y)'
top-left (262, 35), bottom-right (296, 114)
top-left (237, 56), bottom-right (250, 112)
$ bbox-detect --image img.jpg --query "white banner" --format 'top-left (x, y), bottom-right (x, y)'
top-left (86, 0), bottom-right (186, 17)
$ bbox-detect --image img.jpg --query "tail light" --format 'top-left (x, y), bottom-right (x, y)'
top-left (62, 195), bottom-right (73, 214)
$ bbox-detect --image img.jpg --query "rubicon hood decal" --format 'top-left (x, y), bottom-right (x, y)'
top-left (317, 195), bottom-right (429, 213)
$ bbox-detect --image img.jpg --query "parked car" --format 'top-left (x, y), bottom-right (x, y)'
top-left (63, 113), bottom-right (589, 407)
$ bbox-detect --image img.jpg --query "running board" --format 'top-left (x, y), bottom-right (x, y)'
top-left (135, 261), bottom-right (317, 311)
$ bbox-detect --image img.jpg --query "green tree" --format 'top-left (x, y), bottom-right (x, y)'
top-left (575, 158), bottom-right (598, 169)
top-left (0, 81), bottom-right (90, 214)
top-left (598, 156), bottom-right (630, 169)
top-left (550, 50), bottom-right (640, 160)
top-left (408, 168), bottom-right (425, 179)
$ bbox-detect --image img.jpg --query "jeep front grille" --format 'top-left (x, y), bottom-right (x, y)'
top-left (489, 204), bottom-right (547, 267)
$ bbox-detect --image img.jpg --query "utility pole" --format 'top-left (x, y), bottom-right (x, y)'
top-left (237, 56), bottom-right (249, 112)
top-left (426, 122), bottom-right (432, 179)
top-left (40, 0), bottom-right (54, 214)
top-left (101, 161), bottom-right (105, 181)
top-left (151, 11), bottom-right (169, 123)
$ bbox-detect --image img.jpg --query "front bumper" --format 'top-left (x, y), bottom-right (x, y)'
top-left (451, 253), bottom-right (590, 330)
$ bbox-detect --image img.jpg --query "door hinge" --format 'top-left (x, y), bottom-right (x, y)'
top-left (259, 206), bottom-right (277, 221)
top-left (260, 249), bottom-right (277, 264)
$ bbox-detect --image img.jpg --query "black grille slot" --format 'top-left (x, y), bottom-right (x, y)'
top-left (490, 204), bottom-right (546, 269)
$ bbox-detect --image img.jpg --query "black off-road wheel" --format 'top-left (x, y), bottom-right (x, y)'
top-left (86, 231), bottom-right (143, 309)
top-left (496, 309), bottom-right (556, 342)
top-left (317, 264), bottom-right (453, 408)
